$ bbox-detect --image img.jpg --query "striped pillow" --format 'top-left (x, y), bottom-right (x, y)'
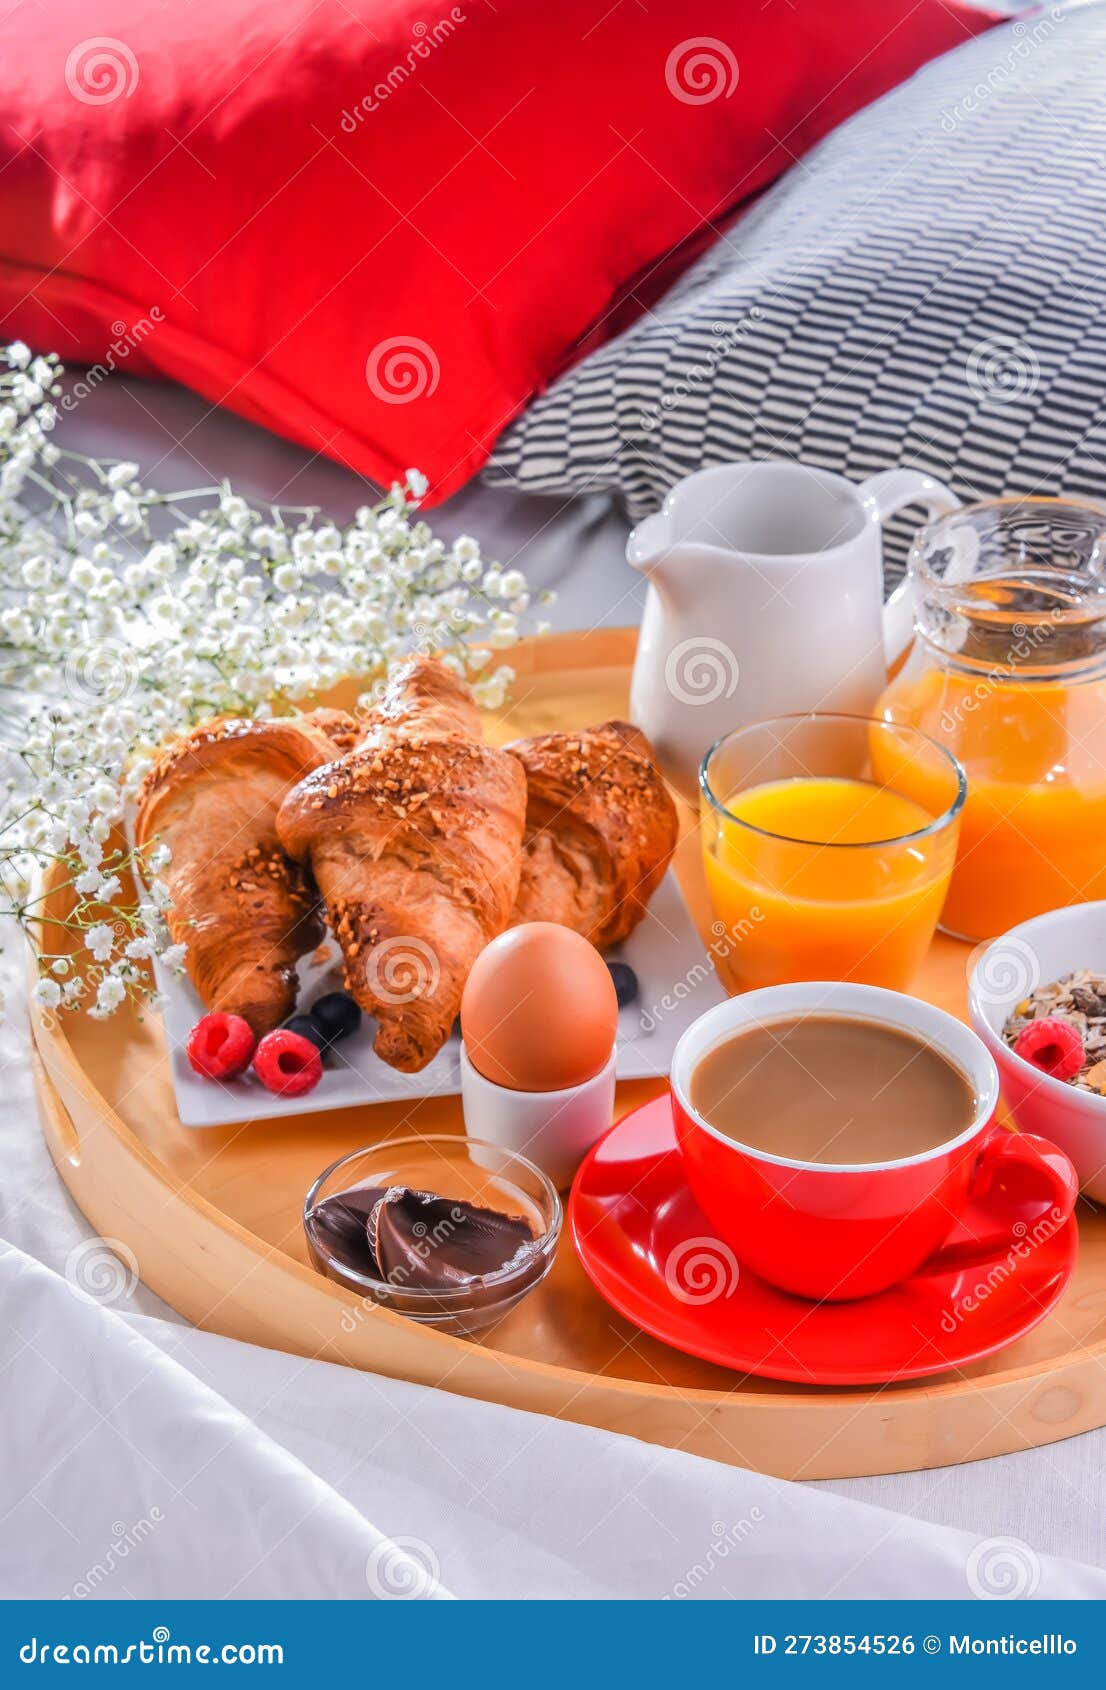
top-left (486, 6), bottom-right (1106, 588)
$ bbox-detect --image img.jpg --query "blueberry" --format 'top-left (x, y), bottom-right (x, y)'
top-left (607, 961), bottom-right (638, 1009)
top-left (310, 991), bottom-right (362, 1043)
top-left (282, 1013), bottom-right (328, 1051)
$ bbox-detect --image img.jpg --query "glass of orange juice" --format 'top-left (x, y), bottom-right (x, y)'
top-left (700, 714), bottom-right (965, 993)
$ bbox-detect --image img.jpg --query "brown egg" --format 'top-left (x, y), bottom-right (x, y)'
top-left (461, 922), bottom-right (619, 1092)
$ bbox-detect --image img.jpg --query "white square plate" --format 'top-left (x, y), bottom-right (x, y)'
top-left (157, 868), bottom-right (725, 1126)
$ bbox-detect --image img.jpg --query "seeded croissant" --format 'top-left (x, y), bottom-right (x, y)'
top-left (508, 720), bottom-right (678, 948)
top-left (277, 658), bottom-right (527, 1073)
top-left (135, 710), bottom-right (356, 1034)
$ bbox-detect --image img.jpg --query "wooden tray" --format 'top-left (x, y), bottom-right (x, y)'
top-left (29, 628), bottom-right (1106, 1480)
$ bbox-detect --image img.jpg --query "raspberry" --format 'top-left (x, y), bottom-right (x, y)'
top-left (187, 1012), bottom-right (256, 1080)
top-left (1013, 1017), bottom-right (1085, 1081)
top-left (253, 1028), bottom-right (323, 1097)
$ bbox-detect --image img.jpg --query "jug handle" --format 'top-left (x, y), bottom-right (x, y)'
top-left (859, 469), bottom-right (961, 668)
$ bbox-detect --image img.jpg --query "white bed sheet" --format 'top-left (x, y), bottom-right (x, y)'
top-left (3, 374), bottom-right (1103, 1599)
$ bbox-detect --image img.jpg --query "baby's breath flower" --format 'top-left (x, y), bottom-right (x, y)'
top-left (0, 344), bottom-right (554, 1021)
top-left (92, 974), bottom-right (126, 1016)
top-left (472, 675), bottom-right (507, 710)
top-left (21, 555), bottom-right (51, 588)
top-left (68, 557), bottom-right (98, 590)
top-left (85, 923), bottom-right (115, 963)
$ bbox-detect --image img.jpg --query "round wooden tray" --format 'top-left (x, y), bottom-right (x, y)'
top-left (30, 628), bottom-right (1106, 1480)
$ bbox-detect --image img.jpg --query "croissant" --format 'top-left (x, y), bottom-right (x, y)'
top-left (359, 653), bottom-right (482, 744)
top-left (277, 658), bottom-right (527, 1072)
top-left (135, 709), bottom-right (356, 1034)
top-left (507, 720), bottom-right (679, 949)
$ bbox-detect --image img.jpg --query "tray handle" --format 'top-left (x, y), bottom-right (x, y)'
top-left (32, 1049), bottom-right (83, 1167)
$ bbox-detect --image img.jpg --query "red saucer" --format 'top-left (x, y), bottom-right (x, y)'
top-left (570, 1096), bottom-right (1077, 1385)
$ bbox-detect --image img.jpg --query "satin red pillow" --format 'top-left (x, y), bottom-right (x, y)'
top-left (0, 0), bottom-right (996, 500)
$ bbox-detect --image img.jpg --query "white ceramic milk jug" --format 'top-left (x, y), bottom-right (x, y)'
top-left (627, 460), bottom-right (960, 797)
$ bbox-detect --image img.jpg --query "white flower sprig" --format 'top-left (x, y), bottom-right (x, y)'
top-left (0, 343), bottom-right (552, 1019)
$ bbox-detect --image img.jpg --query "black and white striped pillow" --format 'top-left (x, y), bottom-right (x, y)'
top-left (486, 5), bottom-right (1106, 586)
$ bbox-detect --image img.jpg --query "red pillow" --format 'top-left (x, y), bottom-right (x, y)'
top-left (0, 0), bottom-right (997, 501)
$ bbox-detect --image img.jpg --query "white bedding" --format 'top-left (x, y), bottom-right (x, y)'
top-left (3, 373), bottom-right (1103, 1599)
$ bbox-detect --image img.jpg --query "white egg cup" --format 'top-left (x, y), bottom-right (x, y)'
top-left (458, 1042), bottom-right (618, 1191)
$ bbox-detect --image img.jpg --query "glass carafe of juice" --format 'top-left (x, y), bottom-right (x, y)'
top-left (875, 497), bottom-right (1106, 942)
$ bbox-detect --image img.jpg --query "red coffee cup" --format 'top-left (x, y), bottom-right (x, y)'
top-left (671, 983), bottom-right (1078, 1302)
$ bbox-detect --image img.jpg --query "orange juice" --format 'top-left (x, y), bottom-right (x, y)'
top-left (702, 775), bottom-right (958, 992)
top-left (876, 667), bottom-right (1106, 940)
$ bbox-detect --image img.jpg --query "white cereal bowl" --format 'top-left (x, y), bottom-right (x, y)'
top-left (969, 902), bottom-right (1106, 1203)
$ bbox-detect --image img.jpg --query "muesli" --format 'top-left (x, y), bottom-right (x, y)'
top-left (1003, 970), bottom-right (1106, 1092)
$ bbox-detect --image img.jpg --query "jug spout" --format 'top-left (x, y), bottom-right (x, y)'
top-left (626, 518), bottom-right (727, 608)
top-left (626, 512), bottom-right (671, 580)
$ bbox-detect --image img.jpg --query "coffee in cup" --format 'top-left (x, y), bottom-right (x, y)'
top-left (688, 1013), bottom-right (976, 1167)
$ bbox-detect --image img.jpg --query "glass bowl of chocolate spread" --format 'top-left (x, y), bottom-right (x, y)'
top-left (304, 1134), bottom-right (561, 1336)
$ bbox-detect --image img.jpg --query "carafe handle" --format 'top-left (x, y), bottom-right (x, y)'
top-left (859, 469), bottom-right (961, 668)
